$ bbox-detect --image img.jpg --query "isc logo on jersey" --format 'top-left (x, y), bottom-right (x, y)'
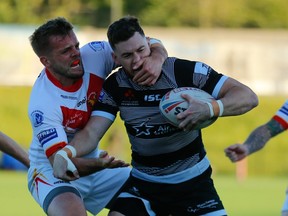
top-left (144, 94), bottom-right (162, 102)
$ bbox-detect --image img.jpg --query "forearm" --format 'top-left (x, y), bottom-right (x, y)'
top-left (150, 40), bottom-right (168, 63)
top-left (71, 157), bottom-right (104, 177)
top-left (69, 127), bottom-right (97, 156)
top-left (244, 119), bottom-right (284, 155)
top-left (69, 116), bottom-right (113, 157)
top-left (0, 133), bottom-right (29, 168)
top-left (243, 125), bottom-right (271, 155)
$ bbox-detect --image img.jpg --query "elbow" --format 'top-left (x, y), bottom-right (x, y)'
top-left (245, 91), bottom-right (259, 112)
top-left (250, 92), bottom-right (259, 109)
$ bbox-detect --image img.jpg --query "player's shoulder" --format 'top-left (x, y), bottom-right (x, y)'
top-left (80, 41), bottom-right (115, 78)
top-left (80, 41), bottom-right (112, 54)
top-left (30, 71), bottom-right (57, 106)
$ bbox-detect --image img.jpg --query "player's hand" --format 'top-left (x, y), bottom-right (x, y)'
top-left (53, 150), bottom-right (80, 181)
top-left (177, 94), bottom-right (211, 131)
top-left (132, 55), bottom-right (162, 86)
top-left (224, 144), bottom-right (249, 162)
top-left (98, 151), bottom-right (130, 168)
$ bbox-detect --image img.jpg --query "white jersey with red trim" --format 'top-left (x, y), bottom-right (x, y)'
top-left (273, 100), bottom-right (288, 129)
top-left (28, 41), bottom-right (116, 166)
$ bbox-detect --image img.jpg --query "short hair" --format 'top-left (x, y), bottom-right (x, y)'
top-left (29, 17), bottom-right (74, 56)
top-left (107, 16), bottom-right (145, 50)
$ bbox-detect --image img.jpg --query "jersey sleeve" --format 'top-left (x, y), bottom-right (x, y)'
top-left (272, 100), bottom-right (288, 129)
top-left (91, 73), bottom-right (119, 121)
top-left (80, 41), bottom-right (117, 79)
top-left (28, 86), bottom-right (69, 158)
top-left (174, 59), bottom-right (228, 98)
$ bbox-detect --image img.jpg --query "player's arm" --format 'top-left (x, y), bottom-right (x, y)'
top-left (133, 38), bottom-right (168, 86)
top-left (178, 77), bottom-right (258, 130)
top-left (213, 77), bottom-right (258, 117)
top-left (51, 151), bottom-right (129, 180)
top-left (225, 118), bottom-right (286, 162)
top-left (52, 116), bottom-right (119, 180)
top-left (72, 115), bottom-right (113, 156)
top-left (0, 132), bottom-right (29, 168)
top-left (71, 151), bottom-right (129, 176)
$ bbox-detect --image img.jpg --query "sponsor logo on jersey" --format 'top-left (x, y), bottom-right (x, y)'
top-left (60, 95), bottom-right (78, 100)
top-left (89, 41), bottom-right (105, 52)
top-left (144, 94), bottom-right (162, 102)
top-left (77, 96), bottom-right (87, 107)
top-left (133, 122), bottom-right (154, 136)
top-left (37, 128), bottom-right (58, 146)
top-left (61, 107), bottom-right (90, 130)
top-left (31, 110), bottom-right (44, 127)
top-left (99, 90), bottom-right (116, 106)
top-left (130, 121), bottom-right (180, 138)
top-left (120, 89), bottom-right (140, 106)
top-left (195, 62), bottom-right (210, 75)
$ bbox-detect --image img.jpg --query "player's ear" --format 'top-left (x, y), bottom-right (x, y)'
top-left (112, 52), bottom-right (120, 65)
top-left (40, 56), bottom-right (50, 67)
top-left (147, 37), bottom-right (150, 47)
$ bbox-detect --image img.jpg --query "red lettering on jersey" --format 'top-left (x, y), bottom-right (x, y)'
top-left (61, 107), bottom-right (90, 131)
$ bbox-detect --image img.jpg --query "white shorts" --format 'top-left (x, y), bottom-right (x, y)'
top-left (27, 164), bottom-right (131, 215)
top-left (282, 188), bottom-right (288, 213)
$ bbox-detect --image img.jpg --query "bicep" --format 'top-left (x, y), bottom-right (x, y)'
top-left (217, 77), bottom-right (246, 98)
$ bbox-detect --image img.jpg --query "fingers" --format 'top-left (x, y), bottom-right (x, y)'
top-left (133, 71), bottom-right (155, 86)
top-left (132, 57), bottom-right (159, 86)
top-left (104, 157), bottom-right (130, 168)
top-left (64, 171), bottom-right (79, 181)
top-left (66, 159), bottom-right (80, 178)
top-left (224, 144), bottom-right (246, 162)
top-left (226, 152), bottom-right (242, 162)
top-left (99, 150), bottom-right (108, 158)
top-left (53, 169), bottom-right (79, 181)
top-left (98, 152), bottom-right (130, 168)
top-left (53, 150), bottom-right (79, 180)
top-left (112, 159), bottom-right (130, 167)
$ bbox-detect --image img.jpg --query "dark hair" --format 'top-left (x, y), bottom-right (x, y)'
top-left (107, 16), bottom-right (145, 50)
top-left (29, 17), bottom-right (74, 56)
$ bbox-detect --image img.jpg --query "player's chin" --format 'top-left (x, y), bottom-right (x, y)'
top-left (70, 70), bottom-right (84, 79)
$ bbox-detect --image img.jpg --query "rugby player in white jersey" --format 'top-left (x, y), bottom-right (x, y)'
top-left (27, 17), bottom-right (167, 216)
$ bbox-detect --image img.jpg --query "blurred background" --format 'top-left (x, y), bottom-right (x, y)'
top-left (1, 0), bottom-right (288, 93)
top-left (0, 0), bottom-right (288, 215)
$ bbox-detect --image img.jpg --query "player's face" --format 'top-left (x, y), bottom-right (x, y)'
top-left (41, 31), bottom-right (83, 86)
top-left (113, 32), bottom-right (150, 78)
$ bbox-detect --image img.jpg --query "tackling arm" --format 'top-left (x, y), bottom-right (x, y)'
top-left (132, 38), bottom-right (168, 86)
top-left (70, 115), bottom-right (113, 156)
top-left (52, 116), bottom-right (119, 180)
